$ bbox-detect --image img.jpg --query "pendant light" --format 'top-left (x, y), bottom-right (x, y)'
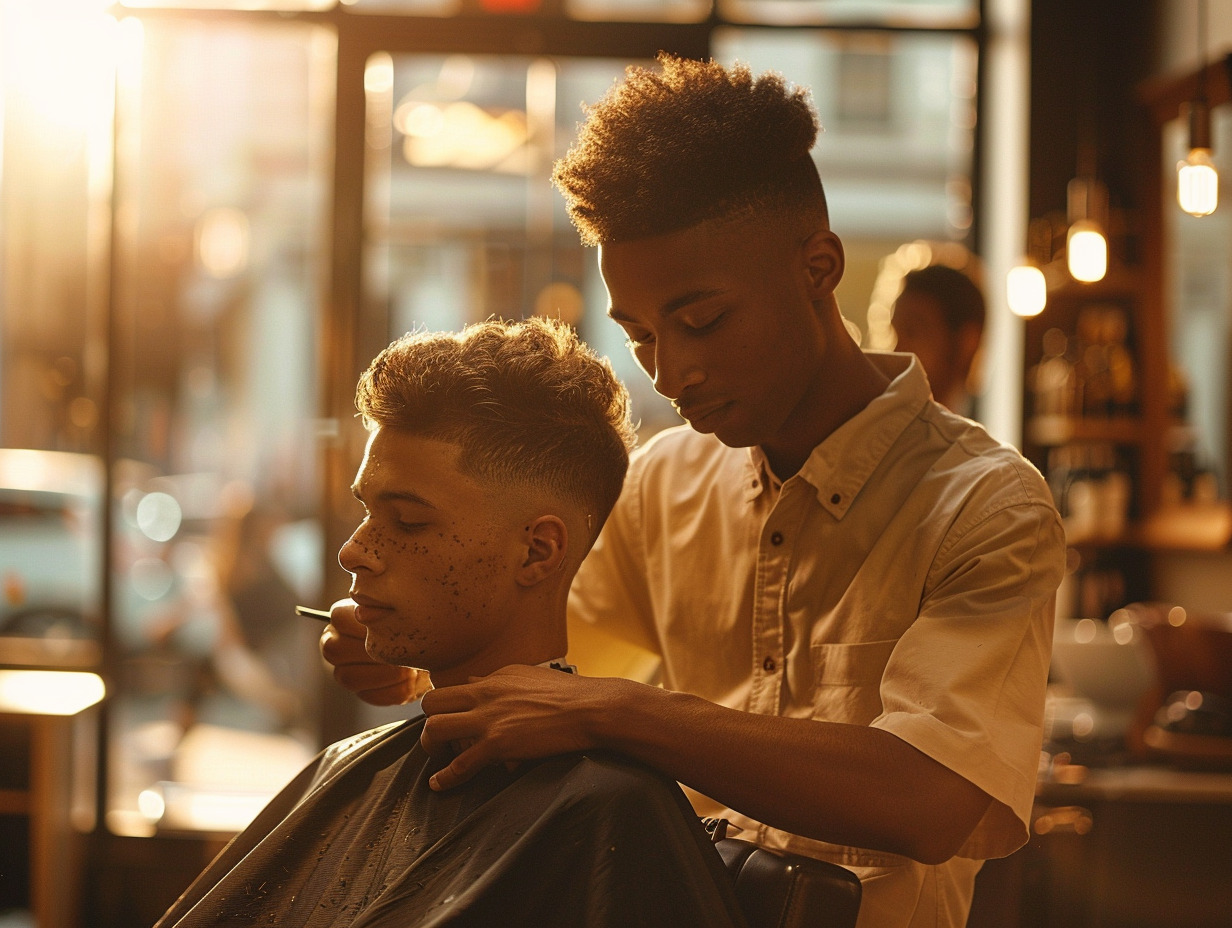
top-left (1178, 0), bottom-right (1218, 217)
top-left (1066, 174), bottom-right (1108, 284)
top-left (1007, 218), bottom-right (1051, 318)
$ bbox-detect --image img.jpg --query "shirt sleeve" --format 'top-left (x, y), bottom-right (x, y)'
top-left (872, 491), bottom-right (1066, 860)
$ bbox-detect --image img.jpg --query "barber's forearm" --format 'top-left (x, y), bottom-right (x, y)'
top-left (591, 678), bottom-right (992, 864)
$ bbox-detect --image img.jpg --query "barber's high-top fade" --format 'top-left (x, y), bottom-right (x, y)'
top-left (551, 53), bottom-right (828, 246)
top-left (355, 317), bottom-right (636, 544)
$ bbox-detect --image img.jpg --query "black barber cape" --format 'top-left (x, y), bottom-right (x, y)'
top-left (155, 710), bottom-right (748, 928)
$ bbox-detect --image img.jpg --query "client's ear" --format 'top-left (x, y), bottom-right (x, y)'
top-left (516, 515), bottom-right (568, 587)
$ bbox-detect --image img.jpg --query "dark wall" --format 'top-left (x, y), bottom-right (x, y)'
top-left (1029, 0), bottom-right (1160, 261)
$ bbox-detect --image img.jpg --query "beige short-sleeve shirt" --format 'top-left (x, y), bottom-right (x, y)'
top-left (568, 352), bottom-right (1065, 928)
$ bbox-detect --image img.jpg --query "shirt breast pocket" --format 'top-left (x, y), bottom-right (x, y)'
top-left (810, 638), bottom-right (898, 725)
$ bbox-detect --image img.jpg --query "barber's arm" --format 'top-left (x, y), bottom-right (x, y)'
top-left (318, 606), bottom-right (990, 863)
top-left (418, 498), bottom-right (1064, 866)
top-left (419, 668), bottom-right (991, 865)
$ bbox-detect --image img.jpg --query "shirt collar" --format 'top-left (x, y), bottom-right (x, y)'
top-left (743, 352), bottom-right (930, 517)
top-left (743, 447), bottom-right (780, 502)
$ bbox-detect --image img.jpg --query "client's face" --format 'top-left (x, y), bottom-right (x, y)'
top-left (338, 427), bottom-right (526, 687)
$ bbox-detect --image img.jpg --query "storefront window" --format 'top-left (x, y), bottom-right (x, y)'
top-left (104, 17), bottom-right (334, 835)
top-left (2, 0), bottom-right (982, 845)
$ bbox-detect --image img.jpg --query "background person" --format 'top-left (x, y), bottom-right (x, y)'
top-left (890, 262), bottom-right (987, 417)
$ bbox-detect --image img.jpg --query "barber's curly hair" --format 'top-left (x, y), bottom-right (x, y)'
top-left (552, 53), bottom-right (828, 245)
top-left (356, 317), bottom-right (636, 543)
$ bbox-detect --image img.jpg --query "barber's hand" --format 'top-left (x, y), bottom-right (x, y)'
top-left (420, 665), bottom-right (610, 791)
top-left (319, 599), bottom-right (430, 706)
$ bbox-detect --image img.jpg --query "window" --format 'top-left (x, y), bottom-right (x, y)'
top-left (0, 0), bottom-right (984, 846)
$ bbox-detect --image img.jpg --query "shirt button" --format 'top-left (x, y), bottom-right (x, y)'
top-left (762, 655), bottom-right (777, 672)
top-left (830, 493), bottom-right (841, 505)
top-left (770, 531), bottom-right (784, 546)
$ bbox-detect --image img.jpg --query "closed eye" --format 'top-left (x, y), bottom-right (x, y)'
top-left (683, 310), bottom-right (725, 334)
top-left (620, 323), bottom-right (655, 346)
top-left (625, 335), bottom-right (654, 352)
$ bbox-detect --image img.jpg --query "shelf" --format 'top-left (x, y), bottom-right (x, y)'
top-left (1038, 764), bottom-right (1232, 804)
top-left (1027, 415), bottom-right (1143, 446)
top-left (1063, 526), bottom-right (1142, 548)
top-left (1135, 502), bottom-right (1232, 552)
top-left (1063, 504), bottom-right (1232, 551)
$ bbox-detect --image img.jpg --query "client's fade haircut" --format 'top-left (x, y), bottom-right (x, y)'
top-left (355, 316), bottom-right (636, 542)
top-left (552, 52), bottom-right (827, 246)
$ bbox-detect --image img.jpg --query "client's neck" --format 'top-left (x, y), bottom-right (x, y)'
top-left (426, 605), bottom-right (568, 688)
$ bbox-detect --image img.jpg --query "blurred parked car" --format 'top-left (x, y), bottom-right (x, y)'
top-left (0, 448), bottom-right (102, 640)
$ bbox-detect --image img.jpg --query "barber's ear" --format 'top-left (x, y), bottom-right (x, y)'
top-left (801, 230), bottom-right (845, 298)
top-left (516, 515), bottom-right (568, 587)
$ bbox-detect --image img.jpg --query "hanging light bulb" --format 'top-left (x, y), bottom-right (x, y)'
top-left (1066, 176), bottom-right (1108, 283)
top-left (1007, 264), bottom-right (1047, 317)
top-left (1178, 141), bottom-right (1218, 217)
top-left (1067, 221), bottom-right (1107, 283)
top-left (1007, 217), bottom-right (1052, 317)
top-left (1177, 1), bottom-right (1217, 217)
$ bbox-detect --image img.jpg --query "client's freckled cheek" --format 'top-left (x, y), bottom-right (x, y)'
top-left (360, 526), bottom-right (387, 559)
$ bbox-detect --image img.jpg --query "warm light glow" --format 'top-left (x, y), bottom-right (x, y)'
top-left (1066, 221), bottom-right (1107, 283)
top-left (196, 208), bottom-right (250, 278)
top-left (399, 101), bottom-right (528, 172)
top-left (137, 788), bottom-right (166, 822)
top-left (146, 782), bottom-right (272, 832)
top-left (0, 670), bottom-right (105, 716)
top-left (1073, 618), bottom-right (1098, 644)
top-left (364, 52), bottom-right (394, 95)
top-left (0, 4), bottom-right (121, 132)
top-left (1178, 149), bottom-right (1219, 217)
top-left (135, 490), bottom-right (182, 542)
top-left (1006, 263), bottom-right (1046, 317)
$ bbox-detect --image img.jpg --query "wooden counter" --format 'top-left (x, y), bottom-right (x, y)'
top-left (971, 763), bottom-right (1232, 928)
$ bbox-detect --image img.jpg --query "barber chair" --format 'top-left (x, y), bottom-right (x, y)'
top-left (713, 836), bottom-right (862, 928)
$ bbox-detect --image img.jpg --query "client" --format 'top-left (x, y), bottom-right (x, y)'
top-left (155, 317), bottom-right (747, 928)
